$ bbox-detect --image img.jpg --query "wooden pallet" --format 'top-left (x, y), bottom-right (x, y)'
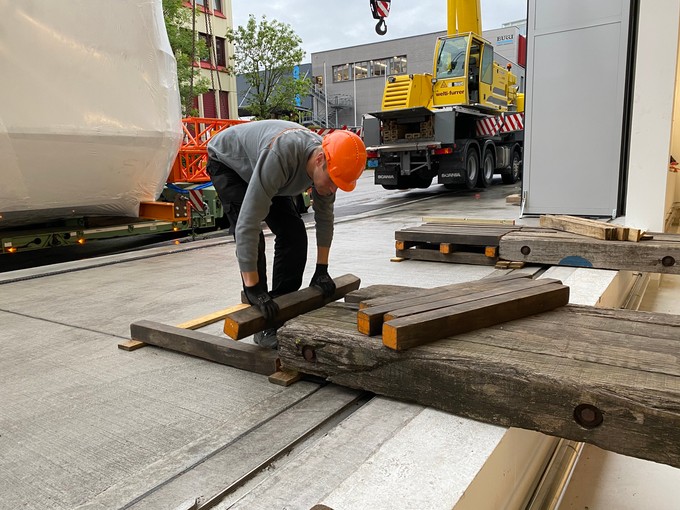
top-left (395, 222), bottom-right (680, 274)
top-left (277, 287), bottom-right (680, 470)
top-left (395, 223), bottom-right (521, 265)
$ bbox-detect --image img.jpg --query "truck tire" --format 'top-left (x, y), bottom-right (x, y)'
top-left (502, 149), bottom-right (522, 185)
top-left (478, 150), bottom-right (494, 188)
top-left (464, 148), bottom-right (479, 190)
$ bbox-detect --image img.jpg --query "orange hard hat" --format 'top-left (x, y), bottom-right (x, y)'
top-left (321, 130), bottom-right (367, 192)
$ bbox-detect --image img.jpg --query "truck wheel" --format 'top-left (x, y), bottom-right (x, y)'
top-left (464, 149), bottom-right (479, 190)
top-left (502, 150), bottom-right (522, 184)
top-left (478, 150), bottom-right (494, 188)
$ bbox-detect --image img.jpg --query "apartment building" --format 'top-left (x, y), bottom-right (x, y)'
top-left (187, 0), bottom-right (238, 119)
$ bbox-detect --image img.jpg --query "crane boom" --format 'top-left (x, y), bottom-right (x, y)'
top-left (371, 1), bottom-right (482, 37)
top-left (449, 0), bottom-right (482, 36)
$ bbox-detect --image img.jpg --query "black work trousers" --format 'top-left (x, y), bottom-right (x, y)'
top-left (207, 158), bottom-right (308, 298)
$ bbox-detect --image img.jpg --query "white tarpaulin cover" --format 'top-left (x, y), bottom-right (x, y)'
top-left (0, 0), bottom-right (183, 227)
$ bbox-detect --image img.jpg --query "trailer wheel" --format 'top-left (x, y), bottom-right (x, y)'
top-left (502, 149), bottom-right (522, 184)
top-left (478, 150), bottom-right (494, 188)
top-left (464, 148), bottom-right (479, 190)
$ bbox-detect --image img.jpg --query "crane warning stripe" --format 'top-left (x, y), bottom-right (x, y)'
top-left (376, 1), bottom-right (390, 17)
top-left (475, 113), bottom-right (524, 137)
top-left (188, 189), bottom-right (205, 211)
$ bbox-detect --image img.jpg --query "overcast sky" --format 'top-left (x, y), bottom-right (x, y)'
top-left (231, 0), bottom-right (528, 59)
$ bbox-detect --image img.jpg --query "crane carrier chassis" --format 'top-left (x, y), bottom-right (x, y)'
top-left (364, 105), bottom-right (523, 191)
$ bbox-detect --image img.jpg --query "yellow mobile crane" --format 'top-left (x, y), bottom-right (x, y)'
top-left (365, 0), bottom-right (525, 190)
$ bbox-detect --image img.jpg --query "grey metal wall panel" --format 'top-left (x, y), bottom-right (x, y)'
top-left (523, 0), bottom-right (631, 216)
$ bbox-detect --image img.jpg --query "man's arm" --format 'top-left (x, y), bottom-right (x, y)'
top-left (316, 246), bottom-right (330, 265)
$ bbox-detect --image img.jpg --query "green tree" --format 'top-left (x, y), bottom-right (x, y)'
top-left (227, 15), bottom-right (310, 120)
top-left (162, 0), bottom-right (210, 115)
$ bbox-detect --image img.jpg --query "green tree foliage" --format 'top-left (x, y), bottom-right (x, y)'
top-left (162, 0), bottom-right (210, 115)
top-left (227, 15), bottom-right (310, 120)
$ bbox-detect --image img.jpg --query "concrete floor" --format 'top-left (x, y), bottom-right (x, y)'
top-left (1, 174), bottom-right (679, 509)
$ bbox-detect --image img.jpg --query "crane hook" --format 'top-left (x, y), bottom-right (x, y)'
top-left (375, 18), bottom-right (387, 35)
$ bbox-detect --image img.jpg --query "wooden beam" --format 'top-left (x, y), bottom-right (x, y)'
top-left (382, 278), bottom-right (561, 323)
top-left (357, 275), bottom-right (544, 336)
top-left (358, 272), bottom-right (530, 310)
top-left (382, 282), bottom-right (570, 350)
top-left (499, 230), bottom-right (680, 274)
top-left (223, 274), bottom-right (361, 340)
top-left (277, 301), bottom-right (680, 469)
top-left (539, 215), bottom-right (618, 240)
top-left (130, 320), bottom-right (279, 375)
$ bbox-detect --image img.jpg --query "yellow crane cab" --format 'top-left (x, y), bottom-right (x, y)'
top-left (432, 33), bottom-right (510, 112)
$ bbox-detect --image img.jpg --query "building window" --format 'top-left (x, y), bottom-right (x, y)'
top-left (213, 0), bottom-right (222, 12)
top-left (390, 55), bottom-right (407, 75)
top-left (194, 0), bottom-right (205, 6)
top-left (354, 61), bottom-right (369, 79)
top-left (333, 63), bottom-right (352, 82)
top-left (371, 59), bottom-right (388, 77)
top-left (203, 90), bottom-right (217, 118)
top-left (219, 91), bottom-right (229, 118)
top-left (199, 33), bottom-right (211, 64)
top-left (215, 37), bottom-right (226, 67)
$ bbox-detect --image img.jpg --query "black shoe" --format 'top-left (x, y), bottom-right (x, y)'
top-left (253, 328), bottom-right (278, 349)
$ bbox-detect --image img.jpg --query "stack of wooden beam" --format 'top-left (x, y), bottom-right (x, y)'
top-left (539, 215), bottom-right (645, 242)
top-left (356, 275), bottom-right (570, 350)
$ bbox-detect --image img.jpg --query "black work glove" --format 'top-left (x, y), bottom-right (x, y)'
top-left (244, 282), bottom-right (279, 321)
top-left (310, 264), bottom-right (336, 298)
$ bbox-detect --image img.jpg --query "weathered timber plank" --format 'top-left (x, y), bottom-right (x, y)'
top-left (539, 215), bottom-right (618, 240)
top-left (382, 283), bottom-right (570, 350)
top-left (396, 247), bottom-right (498, 266)
top-left (130, 320), bottom-right (279, 375)
top-left (473, 313), bottom-right (680, 376)
top-left (358, 272), bottom-right (531, 310)
top-left (344, 285), bottom-right (416, 305)
top-left (223, 274), bottom-right (360, 339)
top-left (421, 217), bottom-right (516, 225)
top-left (277, 303), bottom-right (680, 469)
top-left (357, 275), bottom-right (549, 336)
top-left (499, 232), bottom-right (680, 274)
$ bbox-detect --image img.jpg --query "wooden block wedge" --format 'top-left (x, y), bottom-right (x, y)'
top-left (382, 282), bottom-right (570, 350)
top-left (224, 274), bottom-right (361, 340)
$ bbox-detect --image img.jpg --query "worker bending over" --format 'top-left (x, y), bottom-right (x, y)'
top-left (207, 120), bottom-right (367, 348)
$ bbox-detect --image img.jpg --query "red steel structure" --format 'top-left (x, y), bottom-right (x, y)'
top-left (168, 117), bottom-right (248, 183)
